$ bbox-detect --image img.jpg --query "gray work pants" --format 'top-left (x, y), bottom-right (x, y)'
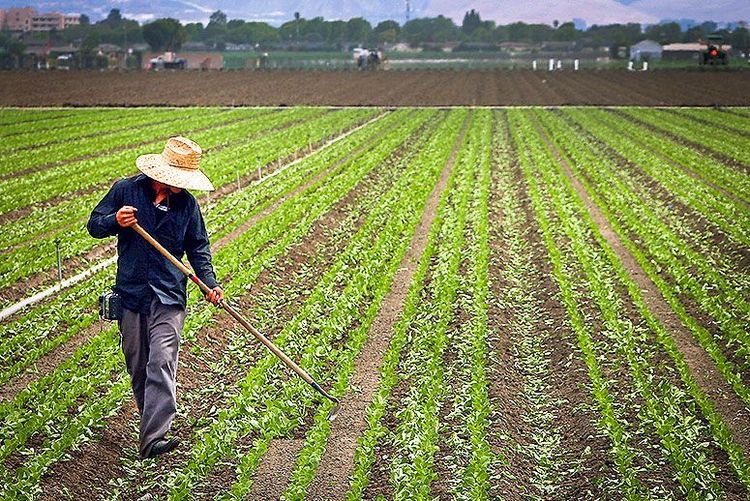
top-left (119, 298), bottom-right (186, 458)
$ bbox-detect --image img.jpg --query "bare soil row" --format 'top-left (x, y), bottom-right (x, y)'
top-left (2, 70), bottom-right (750, 106)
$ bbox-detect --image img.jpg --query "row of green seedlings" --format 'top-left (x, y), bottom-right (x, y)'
top-left (509, 108), bottom-right (643, 498)
top-left (530, 110), bottom-right (750, 482)
top-left (0, 109), bottom-right (79, 128)
top-left (0, 107), bottom-right (276, 255)
top-left (0, 107), bottom-right (312, 218)
top-left (0, 106), bottom-right (355, 268)
top-left (424, 108), bottom-right (496, 499)
top-left (159, 110), bottom-right (468, 501)
top-left (560, 108), bottom-right (749, 293)
top-left (513, 108), bottom-right (750, 496)
top-left (0, 106), bottom-right (383, 374)
top-left (489, 110), bottom-right (566, 497)
top-left (599, 109), bottom-right (750, 204)
top-left (341, 111), bottom-right (480, 500)
top-left (0, 108), bottom-right (376, 298)
top-left (577, 109), bottom-right (750, 247)
top-left (279, 111), bottom-right (481, 501)
top-left (223, 110), bottom-right (471, 501)
top-left (0, 108), bottom-right (402, 390)
top-left (125, 107), bottom-right (442, 498)
top-left (120, 106), bottom-right (442, 496)
top-left (0, 108), bottom-right (437, 498)
top-left (557, 109), bottom-right (750, 374)
top-left (508, 106), bottom-right (672, 499)
top-left (0, 107), bottom-right (232, 177)
top-left (1, 108), bottom-right (184, 154)
top-left (0, 107), bottom-right (365, 286)
top-left (670, 108), bottom-right (750, 139)
top-left (621, 108), bottom-right (750, 168)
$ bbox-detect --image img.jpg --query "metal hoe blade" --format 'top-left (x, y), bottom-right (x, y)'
top-left (311, 381), bottom-right (340, 421)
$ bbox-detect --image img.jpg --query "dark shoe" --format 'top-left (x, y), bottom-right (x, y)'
top-left (146, 437), bottom-right (180, 459)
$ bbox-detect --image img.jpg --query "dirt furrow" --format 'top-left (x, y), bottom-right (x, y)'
top-left (35, 112), bottom-right (407, 499)
top-left (488, 111), bottom-right (621, 498)
top-left (303, 113), bottom-right (469, 501)
top-left (0, 113), bottom-right (387, 405)
top-left (0, 111), bottom-right (384, 312)
top-left (537, 123), bottom-right (750, 463)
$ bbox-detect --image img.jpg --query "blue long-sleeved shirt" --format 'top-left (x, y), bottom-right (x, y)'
top-left (87, 174), bottom-right (218, 313)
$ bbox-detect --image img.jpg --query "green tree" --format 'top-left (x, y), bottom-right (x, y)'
top-left (403, 16), bottom-right (458, 44)
top-left (0, 32), bottom-right (25, 68)
top-left (730, 27), bottom-right (749, 52)
top-left (644, 22), bottom-right (682, 44)
top-left (554, 21), bottom-right (578, 41)
top-left (374, 20), bottom-right (400, 43)
top-left (184, 22), bottom-right (204, 42)
top-left (346, 17), bottom-right (372, 44)
top-left (683, 25), bottom-right (705, 42)
top-left (209, 10), bottom-right (227, 26)
top-left (327, 20), bottom-right (347, 45)
top-left (462, 9), bottom-right (481, 35)
top-left (204, 10), bottom-right (228, 48)
top-left (142, 18), bottom-right (186, 52)
top-left (103, 9), bottom-right (123, 29)
top-left (227, 21), bottom-right (279, 45)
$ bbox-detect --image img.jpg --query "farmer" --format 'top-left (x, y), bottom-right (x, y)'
top-left (87, 136), bottom-right (224, 459)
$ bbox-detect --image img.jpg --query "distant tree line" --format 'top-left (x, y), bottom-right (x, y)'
top-left (4, 8), bottom-right (749, 56)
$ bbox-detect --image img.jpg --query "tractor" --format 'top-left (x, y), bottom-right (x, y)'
top-left (353, 48), bottom-right (382, 70)
top-left (700, 34), bottom-right (728, 66)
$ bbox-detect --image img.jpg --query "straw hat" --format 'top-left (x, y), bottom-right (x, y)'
top-left (136, 136), bottom-right (214, 191)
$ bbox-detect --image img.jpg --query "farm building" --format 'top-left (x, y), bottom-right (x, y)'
top-left (661, 42), bottom-right (734, 61)
top-left (630, 40), bottom-right (662, 61)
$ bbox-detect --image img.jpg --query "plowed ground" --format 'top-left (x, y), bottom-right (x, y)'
top-left (1, 69), bottom-right (749, 106)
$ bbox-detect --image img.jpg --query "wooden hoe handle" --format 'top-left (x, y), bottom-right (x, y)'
top-left (131, 223), bottom-right (333, 395)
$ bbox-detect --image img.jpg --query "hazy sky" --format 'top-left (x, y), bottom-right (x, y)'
top-left (1, 0), bottom-right (748, 25)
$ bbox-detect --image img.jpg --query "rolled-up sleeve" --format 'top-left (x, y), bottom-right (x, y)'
top-left (184, 203), bottom-right (218, 289)
top-left (87, 180), bottom-right (123, 238)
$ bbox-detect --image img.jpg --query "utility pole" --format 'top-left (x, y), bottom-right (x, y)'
top-left (406, 0), bottom-right (411, 22)
top-left (294, 11), bottom-right (300, 47)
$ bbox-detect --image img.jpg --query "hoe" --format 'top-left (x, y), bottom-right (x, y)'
top-left (132, 223), bottom-right (340, 420)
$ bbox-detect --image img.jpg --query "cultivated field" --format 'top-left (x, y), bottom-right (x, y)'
top-left (2, 70), bottom-right (750, 106)
top-left (0, 105), bottom-right (749, 500)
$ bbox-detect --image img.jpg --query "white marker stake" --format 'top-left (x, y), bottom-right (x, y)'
top-left (574, 59), bottom-right (579, 71)
top-left (532, 60), bottom-right (537, 71)
top-left (548, 58), bottom-right (554, 71)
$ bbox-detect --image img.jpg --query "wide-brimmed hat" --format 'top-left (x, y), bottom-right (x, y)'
top-left (136, 136), bottom-right (214, 191)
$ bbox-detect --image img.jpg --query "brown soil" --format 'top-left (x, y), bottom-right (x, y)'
top-left (664, 109), bottom-right (750, 139)
top-left (305, 112), bottom-right (468, 500)
top-left (608, 108), bottom-right (750, 175)
top-left (552, 109), bottom-right (750, 268)
top-left (246, 439), bottom-right (305, 500)
top-left (488, 112), bottom-right (622, 499)
top-left (0, 111), bottom-right (380, 311)
top-left (35, 110), bottom-right (413, 500)
top-left (1, 70), bottom-right (750, 106)
top-left (538, 118), bottom-right (750, 476)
